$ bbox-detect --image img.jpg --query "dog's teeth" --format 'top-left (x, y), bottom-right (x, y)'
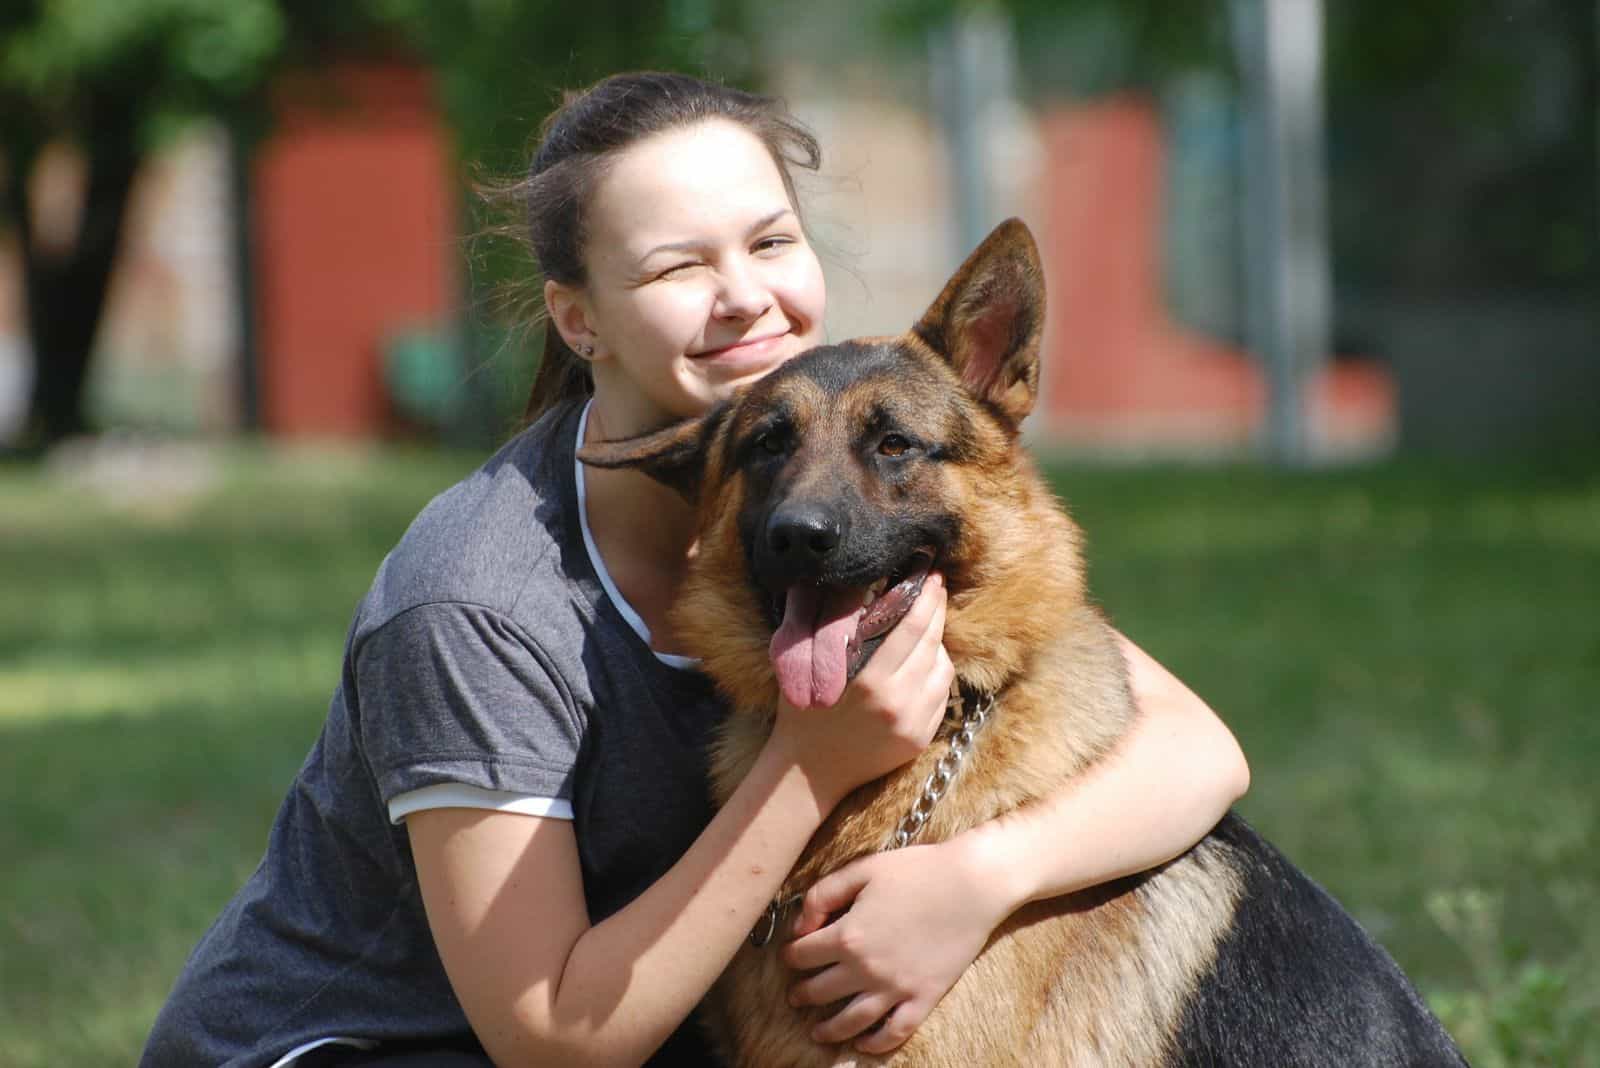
top-left (863, 588), bottom-right (877, 608)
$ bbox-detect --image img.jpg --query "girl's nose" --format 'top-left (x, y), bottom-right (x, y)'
top-left (714, 261), bottom-right (773, 321)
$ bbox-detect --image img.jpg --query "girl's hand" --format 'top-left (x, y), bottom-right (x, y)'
top-left (780, 834), bottom-right (1009, 1053)
top-left (770, 573), bottom-right (954, 810)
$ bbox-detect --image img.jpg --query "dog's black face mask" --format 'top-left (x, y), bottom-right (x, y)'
top-left (724, 343), bottom-right (963, 709)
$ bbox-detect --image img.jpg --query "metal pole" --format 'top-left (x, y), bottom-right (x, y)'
top-left (931, 9), bottom-right (1013, 264)
top-left (1231, 0), bottom-right (1331, 465)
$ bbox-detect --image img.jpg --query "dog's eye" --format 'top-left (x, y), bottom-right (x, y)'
top-left (756, 431), bottom-right (786, 455)
top-left (878, 434), bottom-right (912, 457)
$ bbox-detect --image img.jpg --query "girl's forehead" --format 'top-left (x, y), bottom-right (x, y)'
top-left (587, 120), bottom-right (794, 255)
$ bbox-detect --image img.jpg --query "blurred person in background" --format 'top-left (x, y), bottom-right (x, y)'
top-left (141, 71), bottom-right (1248, 1068)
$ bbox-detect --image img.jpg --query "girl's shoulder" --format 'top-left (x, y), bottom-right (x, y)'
top-left (357, 400), bottom-right (592, 638)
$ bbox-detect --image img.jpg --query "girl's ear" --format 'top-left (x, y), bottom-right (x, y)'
top-left (544, 278), bottom-right (598, 358)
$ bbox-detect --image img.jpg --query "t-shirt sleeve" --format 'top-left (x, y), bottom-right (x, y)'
top-left (353, 601), bottom-right (585, 807)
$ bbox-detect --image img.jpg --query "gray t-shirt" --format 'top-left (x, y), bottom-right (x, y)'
top-left (141, 400), bottom-right (726, 1067)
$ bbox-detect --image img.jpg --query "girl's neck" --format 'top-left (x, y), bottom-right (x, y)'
top-left (584, 462), bottom-right (697, 567)
top-left (581, 395), bottom-right (698, 562)
top-left (580, 398), bottom-right (700, 651)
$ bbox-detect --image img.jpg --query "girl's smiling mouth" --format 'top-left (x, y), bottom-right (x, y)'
top-left (692, 330), bottom-right (791, 361)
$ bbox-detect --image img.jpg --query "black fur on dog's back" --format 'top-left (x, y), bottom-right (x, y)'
top-left (1173, 814), bottom-right (1468, 1066)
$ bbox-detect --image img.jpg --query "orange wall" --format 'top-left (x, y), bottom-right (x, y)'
top-left (254, 64), bottom-right (454, 437)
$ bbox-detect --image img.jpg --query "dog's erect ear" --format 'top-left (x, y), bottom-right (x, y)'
top-left (911, 218), bottom-right (1044, 428)
top-left (576, 406), bottom-right (726, 503)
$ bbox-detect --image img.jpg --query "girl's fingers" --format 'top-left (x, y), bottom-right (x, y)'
top-left (882, 580), bottom-right (949, 697)
top-left (908, 576), bottom-right (948, 661)
top-left (867, 572), bottom-right (945, 676)
top-left (789, 963), bottom-right (863, 1009)
top-left (919, 641), bottom-right (953, 694)
top-left (790, 862), bottom-right (872, 942)
top-left (852, 1000), bottom-right (922, 1054)
top-left (811, 992), bottom-right (897, 1044)
top-left (903, 643), bottom-right (954, 745)
top-left (782, 921), bottom-right (844, 972)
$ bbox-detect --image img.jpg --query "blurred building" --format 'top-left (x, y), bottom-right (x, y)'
top-left (250, 64), bottom-right (456, 438)
top-left (774, 17), bottom-right (1395, 460)
top-left (0, 62), bottom-right (455, 443)
top-left (1, 1), bottom-right (1594, 457)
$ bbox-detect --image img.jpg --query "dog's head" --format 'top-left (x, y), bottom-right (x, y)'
top-left (582, 219), bottom-right (1074, 711)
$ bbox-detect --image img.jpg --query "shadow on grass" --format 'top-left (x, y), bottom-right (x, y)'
top-left (1, 694), bottom-right (329, 1068)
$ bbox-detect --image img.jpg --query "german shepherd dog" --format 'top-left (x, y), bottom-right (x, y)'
top-left (581, 220), bottom-right (1466, 1066)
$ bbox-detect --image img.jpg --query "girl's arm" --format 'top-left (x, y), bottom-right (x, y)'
top-left (408, 577), bottom-right (954, 1068)
top-left (783, 630), bottom-right (1249, 1053)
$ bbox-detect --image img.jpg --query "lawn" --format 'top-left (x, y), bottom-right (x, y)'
top-left (1, 442), bottom-right (1596, 1066)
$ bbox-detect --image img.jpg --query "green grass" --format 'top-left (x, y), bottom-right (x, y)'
top-left (2, 444), bottom-right (1597, 1066)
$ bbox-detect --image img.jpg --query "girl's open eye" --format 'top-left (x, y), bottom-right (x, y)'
top-left (754, 235), bottom-right (793, 255)
top-left (878, 434), bottom-right (912, 457)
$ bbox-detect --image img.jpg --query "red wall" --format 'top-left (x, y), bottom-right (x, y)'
top-left (254, 64), bottom-right (454, 437)
top-left (1037, 96), bottom-right (1394, 454)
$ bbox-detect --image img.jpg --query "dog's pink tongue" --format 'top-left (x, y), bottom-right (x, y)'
top-left (770, 584), bottom-right (861, 709)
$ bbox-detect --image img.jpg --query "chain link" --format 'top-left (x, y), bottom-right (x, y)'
top-left (749, 892), bottom-right (805, 948)
top-left (887, 688), bottom-right (994, 851)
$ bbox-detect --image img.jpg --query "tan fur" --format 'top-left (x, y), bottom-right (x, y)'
top-left (587, 220), bottom-right (1245, 1066)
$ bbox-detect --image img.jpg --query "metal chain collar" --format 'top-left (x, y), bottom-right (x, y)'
top-left (748, 685), bottom-right (997, 948)
top-left (886, 686), bottom-right (995, 851)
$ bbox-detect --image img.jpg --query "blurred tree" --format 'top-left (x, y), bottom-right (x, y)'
top-left (0, 0), bottom-right (753, 451)
top-left (1323, 0), bottom-right (1598, 294)
top-left (0, 0), bottom-right (290, 449)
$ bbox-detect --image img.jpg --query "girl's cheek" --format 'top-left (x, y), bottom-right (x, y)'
top-left (777, 250), bottom-right (825, 293)
top-left (638, 289), bottom-right (708, 340)
top-left (776, 269), bottom-right (826, 330)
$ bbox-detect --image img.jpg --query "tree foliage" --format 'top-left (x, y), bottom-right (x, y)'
top-left (0, 0), bottom-right (290, 159)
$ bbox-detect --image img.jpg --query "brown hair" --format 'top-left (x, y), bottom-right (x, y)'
top-left (501, 71), bottom-right (821, 423)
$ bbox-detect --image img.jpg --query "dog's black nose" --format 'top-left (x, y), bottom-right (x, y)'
top-left (767, 506), bottom-right (841, 564)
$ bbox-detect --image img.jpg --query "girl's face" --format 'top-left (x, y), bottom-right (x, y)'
top-left (548, 120), bottom-right (827, 438)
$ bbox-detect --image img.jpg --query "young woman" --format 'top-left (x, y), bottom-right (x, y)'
top-left (142, 72), bottom-right (1248, 1068)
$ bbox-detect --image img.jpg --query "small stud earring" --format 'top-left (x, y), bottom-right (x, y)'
top-left (578, 343), bottom-right (595, 358)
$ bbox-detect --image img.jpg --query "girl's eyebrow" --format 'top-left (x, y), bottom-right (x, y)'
top-left (744, 207), bottom-right (797, 237)
top-left (638, 208), bottom-right (796, 261)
